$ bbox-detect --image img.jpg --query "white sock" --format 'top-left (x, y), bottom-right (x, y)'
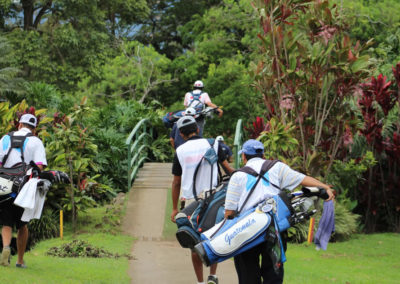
top-left (197, 282), bottom-right (205, 284)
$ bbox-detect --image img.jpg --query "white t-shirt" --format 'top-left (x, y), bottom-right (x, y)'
top-left (184, 90), bottom-right (212, 107)
top-left (176, 138), bottom-right (219, 199)
top-left (0, 128), bottom-right (47, 168)
top-left (225, 158), bottom-right (305, 212)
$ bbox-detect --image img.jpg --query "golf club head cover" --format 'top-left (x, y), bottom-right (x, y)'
top-left (39, 170), bottom-right (71, 184)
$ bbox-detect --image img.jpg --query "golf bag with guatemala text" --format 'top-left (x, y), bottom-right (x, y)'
top-left (194, 187), bottom-right (330, 269)
top-left (193, 159), bottom-right (298, 267)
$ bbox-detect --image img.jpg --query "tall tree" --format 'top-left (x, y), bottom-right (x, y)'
top-left (134, 0), bottom-right (223, 59)
top-left (0, 36), bottom-right (25, 100)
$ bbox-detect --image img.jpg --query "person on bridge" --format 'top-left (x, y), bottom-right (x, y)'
top-left (224, 139), bottom-right (335, 284)
top-left (170, 107), bottom-right (200, 150)
top-left (171, 116), bottom-right (234, 284)
top-left (215, 136), bottom-right (232, 163)
top-left (184, 80), bottom-right (223, 136)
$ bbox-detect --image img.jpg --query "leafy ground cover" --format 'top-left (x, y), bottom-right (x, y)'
top-left (0, 205), bottom-right (133, 284)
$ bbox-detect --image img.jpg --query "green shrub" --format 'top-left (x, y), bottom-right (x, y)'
top-left (287, 221), bottom-right (309, 243)
top-left (331, 201), bottom-right (360, 241)
top-left (28, 209), bottom-right (59, 247)
top-left (287, 200), bottom-right (360, 243)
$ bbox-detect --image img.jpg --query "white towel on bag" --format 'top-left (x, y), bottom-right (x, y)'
top-left (14, 178), bottom-right (49, 222)
top-left (14, 178), bottom-right (38, 209)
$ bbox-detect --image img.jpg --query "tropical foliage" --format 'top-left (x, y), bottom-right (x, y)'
top-left (0, 0), bottom-right (399, 238)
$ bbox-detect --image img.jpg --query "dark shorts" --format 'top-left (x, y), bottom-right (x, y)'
top-left (0, 196), bottom-right (28, 229)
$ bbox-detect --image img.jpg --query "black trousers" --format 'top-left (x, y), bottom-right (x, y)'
top-left (233, 236), bottom-right (287, 284)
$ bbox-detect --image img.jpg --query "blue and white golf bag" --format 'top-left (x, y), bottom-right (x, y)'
top-left (193, 191), bottom-right (293, 266)
top-left (175, 182), bottom-right (227, 249)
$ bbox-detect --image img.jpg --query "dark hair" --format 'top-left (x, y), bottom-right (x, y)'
top-left (179, 123), bottom-right (198, 136)
top-left (244, 153), bottom-right (264, 160)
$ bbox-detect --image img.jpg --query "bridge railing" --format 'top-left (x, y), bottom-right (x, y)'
top-left (233, 119), bottom-right (243, 169)
top-left (126, 119), bottom-right (153, 190)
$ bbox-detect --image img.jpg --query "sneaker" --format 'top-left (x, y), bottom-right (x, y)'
top-left (16, 262), bottom-right (27, 269)
top-left (0, 247), bottom-right (11, 267)
top-left (207, 275), bottom-right (218, 284)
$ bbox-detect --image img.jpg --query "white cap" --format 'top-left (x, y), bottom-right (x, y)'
top-left (19, 114), bottom-right (37, 127)
top-left (193, 80), bottom-right (204, 88)
top-left (216, 135), bottom-right (224, 142)
top-left (177, 116), bottom-right (197, 130)
top-left (184, 107), bottom-right (197, 116)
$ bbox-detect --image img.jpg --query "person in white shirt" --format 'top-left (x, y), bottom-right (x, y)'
top-left (184, 80), bottom-right (223, 136)
top-left (0, 114), bottom-right (47, 268)
top-left (224, 139), bottom-right (334, 284)
top-left (171, 116), bottom-right (233, 284)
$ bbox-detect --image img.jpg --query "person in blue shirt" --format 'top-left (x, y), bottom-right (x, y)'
top-left (170, 107), bottom-right (199, 150)
top-left (216, 136), bottom-right (232, 163)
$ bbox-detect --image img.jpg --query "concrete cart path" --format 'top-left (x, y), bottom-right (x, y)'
top-left (122, 162), bottom-right (237, 284)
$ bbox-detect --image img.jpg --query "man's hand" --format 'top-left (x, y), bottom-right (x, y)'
top-left (325, 187), bottom-right (335, 201)
top-left (40, 170), bottom-right (71, 184)
top-left (171, 208), bottom-right (179, 223)
top-left (224, 209), bottom-right (236, 219)
top-left (217, 108), bottom-right (223, 117)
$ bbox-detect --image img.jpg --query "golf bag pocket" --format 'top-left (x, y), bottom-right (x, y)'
top-left (194, 208), bottom-right (272, 266)
top-left (0, 176), bottom-right (14, 195)
top-left (190, 188), bottom-right (226, 233)
top-left (0, 163), bottom-right (30, 196)
top-left (175, 200), bottom-right (201, 249)
top-left (176, 186), bottom-right (227, 249)
top-left (271, 192), bottom-right (294, 232)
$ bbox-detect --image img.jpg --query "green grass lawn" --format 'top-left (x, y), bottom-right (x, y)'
top-left (0, 205), bottom-right (133, 284)
top-left (284, 233), bottom-right (400, 283)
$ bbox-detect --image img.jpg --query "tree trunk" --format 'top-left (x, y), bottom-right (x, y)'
top-left (22, 0), bottom-right (35, 30)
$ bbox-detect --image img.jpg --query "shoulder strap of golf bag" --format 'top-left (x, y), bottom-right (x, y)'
top-left (189, 91), bottom-right (202, 102)
top-left (236, 159), bottom-right (279, 214)
top-left (192, 138), bottom-right (219, 201)
top-left (187, 92), bottom-right (205, 113)
top-left (2, 132), bottom-right (33, 166)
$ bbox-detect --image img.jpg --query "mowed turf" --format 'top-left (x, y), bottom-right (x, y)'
top-left (0, 206), bottom-right (133, 284)
top-left (284, 233), bottom-right (400, 283)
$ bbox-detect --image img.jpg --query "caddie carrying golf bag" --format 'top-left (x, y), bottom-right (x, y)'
top-left (193, 162), bottom-right (329, 267)
top-left (175, 138), bottom-right (229, 249)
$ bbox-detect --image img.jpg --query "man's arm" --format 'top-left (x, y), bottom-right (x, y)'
top-left (205, 101), bottom-right (223, 117)
top-left (171, 175), bottom-right (181, 223)
top-left (301, 176), bottom-right (335, 201)
top-left (169, 137), bottom-right (175, 149)
top-left (221, 159), bottom-right (234, 175)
